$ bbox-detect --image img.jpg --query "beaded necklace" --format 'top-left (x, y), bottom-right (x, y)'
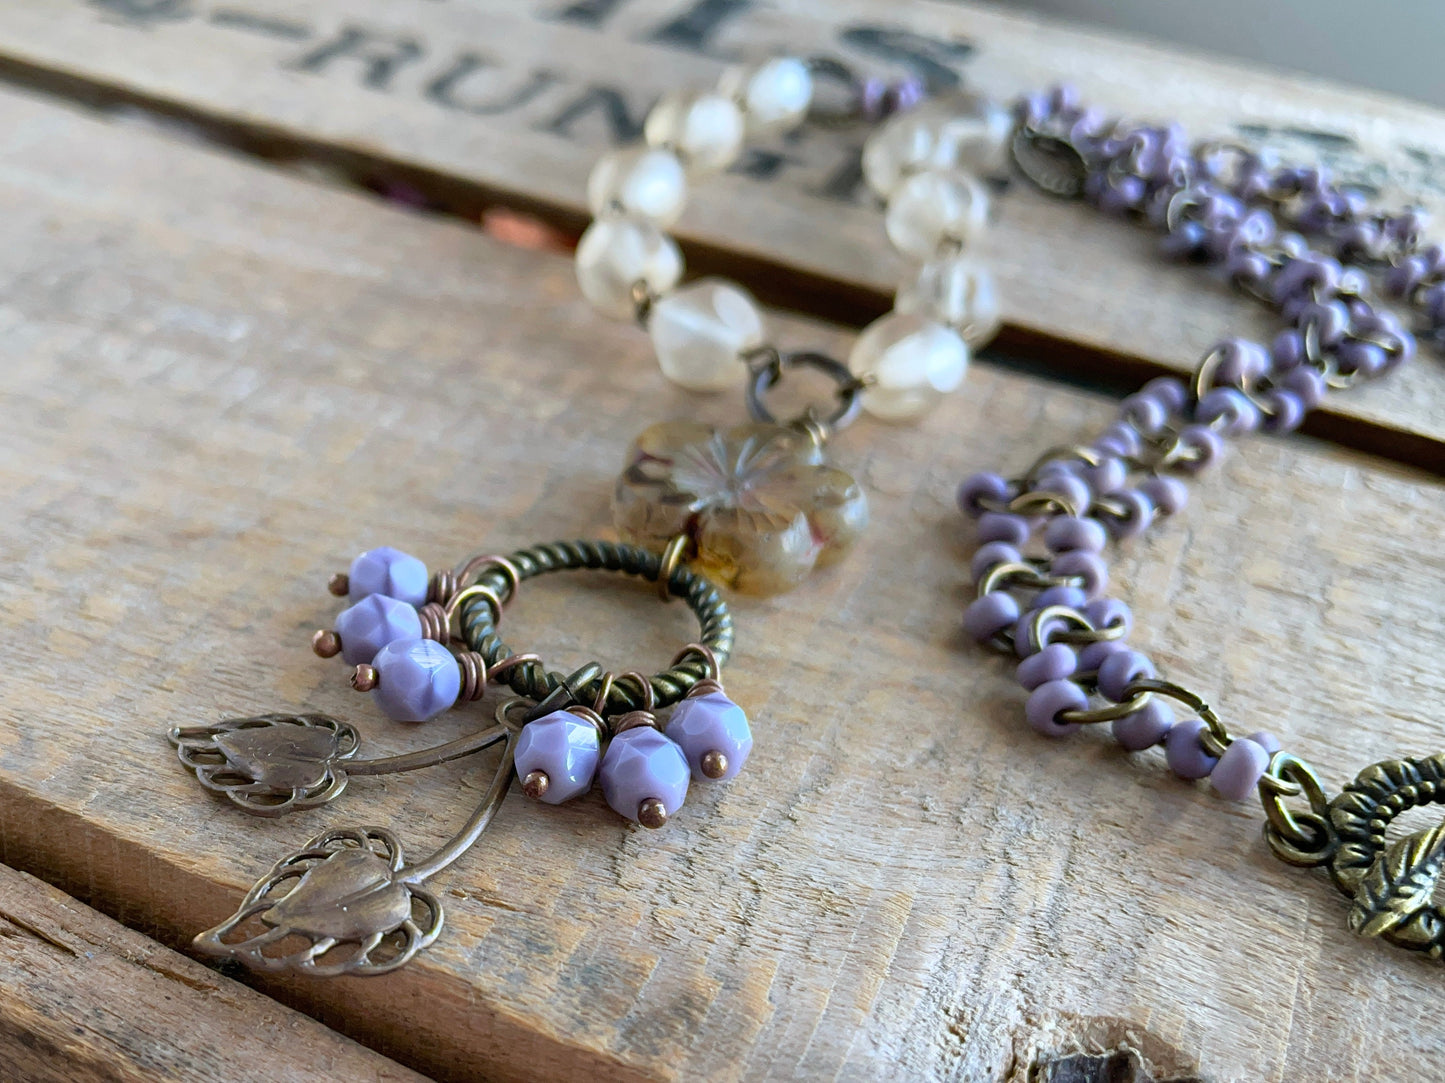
top-left (957, 84), bottom-right (1439, 960)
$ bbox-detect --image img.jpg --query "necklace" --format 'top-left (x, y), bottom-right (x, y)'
top-left (957, 84), bottom-right (1438, 959)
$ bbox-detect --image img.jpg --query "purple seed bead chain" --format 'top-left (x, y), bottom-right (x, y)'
top-left (963, 86), bottom-right (1429, 816)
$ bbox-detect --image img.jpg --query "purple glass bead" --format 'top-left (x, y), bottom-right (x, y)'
top-left (1165, 716), bottom-right (1219, 780)
top-left (1112, 698), bottom-right (1175, 751)
top-left (1016, 643), bottom-right (1077, 691)
top-left (1099, 421), bottom-right (1143, 458)
top-left (1045, 516), bottom-right (1107, 554)
top-left (1294, 300), bottom-right (1349, 347)
top-left (1102, 489), bottom-right (1155, 541)
top-left (963, 593), bottom-right (1021, 643)
top-left (1271, 329), bottom-right (1304, 371)
top-left (1261, 389), bottom-right (1306, 433)
top-left (1014, 609), bottom-right (1068, 658)
top-left (1161, 221), bottom-right (1208, 260)
top-left (665, 691), bottom-right (752, 782)
top-left (1120, 393), bottom-right (1169, 435)
top-left (1247, 730), bottom-right (1282, 755)
top-left (1335, 340), bottom-right (1387, 379)
top-left (1084, 457), bottom-right (1128, 495)
top-left (1025, 679), bottom-right (1086, 737)
top-left (1083, 597), bottom-right (1132, 638)
top-left (958, 472), bottom-right (1013, 517)
top-left (1032, 471), bottom-right (1092, 517)
top-left (1280, 367), bottom-right (1326, 409)
top-left (1272, 253), bottom-right (1341, 304)
top-left (970, 541), bottom-right (1022, 583)
top-left (1210, 737), bottom-right (1271, 801)
top-left (1141, 377), bottom-right (1189, 415)
top-left (599, 728), bottom-right (690, 824)
top-left (1035, 585), bottom-right (1087, 611)
top-left (1227, 247), bottom-right (1272, 289)
top-left (1138, 475), bottom-right (1188, 516)
top-left (1098, 649), bottom-right (1155, 702)
top-left (370, 638), bottom-right (460, 722)
top-left (1384, 254), bottom-right (1428, 298)
top-left (333, 593), bottom-right (424, 666)
top-left (1175, 425), bottom-right (1225, 474)
top-left (515, 710), bottom-right (602, 804)
top-left (1212, 338), bottom-right (1270, 386)
top-left (977, 512), bottom-right (1032, 547)
top-left (349, 546), bottom-right (429, 608)
top-left (1049, 550), bottom-right (1108, 600)
top-left (1078, 638), bottom-right (1128, 673)
top-left (1196, 388), bottom-right (1261, 436)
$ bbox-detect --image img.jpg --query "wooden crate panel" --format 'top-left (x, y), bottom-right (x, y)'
top-left (0, 0), bottom-right (1441, 459)
top-left (0, 85), bottom-right (1442, 1082)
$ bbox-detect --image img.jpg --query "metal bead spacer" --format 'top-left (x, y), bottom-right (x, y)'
top-left (351, 664), bottom-right (379, 692)
top-left (521, 770), bottom-right (550, 800)
top-left (311, 629), bottom-right (342, 658)
top-left (700, 750), bottom-right (729, 779)
top-left (638, 798), bottom-right (668, 829)
top-left (327, 572), bottom-right (350, 596)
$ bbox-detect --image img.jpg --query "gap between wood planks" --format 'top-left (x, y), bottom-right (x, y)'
top-left (0, 49), bottom-right (1441, 479)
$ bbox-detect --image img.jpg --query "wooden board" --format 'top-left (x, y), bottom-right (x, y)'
top-left (0, 0), bottom-right (1442, 468)
top-left (0, 82), bottom-right (1443, 1083)
top-left (0, 862), bottom-right (428, 1083)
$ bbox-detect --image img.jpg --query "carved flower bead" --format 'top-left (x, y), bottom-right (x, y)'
top-left (665, 692), bottom-right (752, 782)
top-left (515, 710), bottom-right (602, 805)
top-left (349, 546), bottom-right (429, 607)
top-left (333, 594), bottom-right (423, 666)
top-left (370, 638), bottom-right (459, 722)
top-left (612, 421), bottom-right (868, 595)
top-left (599, 729), bottom-right (690, 825)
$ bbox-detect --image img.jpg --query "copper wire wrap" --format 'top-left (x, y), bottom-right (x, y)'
top-left (672, 643), bottom-right (721, 682)
top-left (611, 710), bottom-right (661, 735)
top-left (456, 651), bottom-right (542, 705)
top-left (614, 671), bottom-right (656, 712)
top-left (417, 602), bottom-right (450, 645)
top-left (428, 554), bottom-right (522, 608)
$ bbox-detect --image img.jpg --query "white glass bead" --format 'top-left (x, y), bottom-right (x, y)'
top-left (587, 147), bottom-right (687, 227)
top-left (575, 216), bottom-right (684, 320)
top-left (848, 312), bottom-right (969, 421)
top-left (861, 93), bottom-right (1011, 199)
top-left (644, 91), bottom-right (746, 175)
top-left (648, 277), bottom-right (765, 391)
top-left (884, 168), bottom-right (990, 260)
top-left (719, 57), bottom-right (812, 134)
top-left (895, 256), bottom-right (1001, 349)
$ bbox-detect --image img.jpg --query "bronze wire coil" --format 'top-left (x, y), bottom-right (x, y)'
top-left (458, 540), bottom-right (734, 717)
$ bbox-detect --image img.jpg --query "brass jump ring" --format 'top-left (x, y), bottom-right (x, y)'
top-left (657, 534), bottom-right (689, 603)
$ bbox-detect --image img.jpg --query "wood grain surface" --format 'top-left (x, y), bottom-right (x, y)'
top-left (0, 82), bottom-right (1443, 1082)
top-left (0, 0), bottom-right (1442, 464)
top-left (0, 862), bottom-right (427, 1083)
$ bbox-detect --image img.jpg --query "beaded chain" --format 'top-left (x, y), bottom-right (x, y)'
top-left (957, 84), bottom-right (1444, 958)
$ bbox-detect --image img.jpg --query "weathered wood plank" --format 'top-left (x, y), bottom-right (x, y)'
top-left (0, 862), bottom-right (430, 1083)
top-left (0, 0), bottom-right (1441, 463)
top-left (0, 83), bottom-right (1442, 1082)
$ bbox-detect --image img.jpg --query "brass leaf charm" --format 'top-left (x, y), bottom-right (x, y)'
top-left (170, 714), bottom-right (359, 816)
top-left (1348, 822), bottom-right (1445, 953)
top-left (193, 827), bottom-right (442, 976)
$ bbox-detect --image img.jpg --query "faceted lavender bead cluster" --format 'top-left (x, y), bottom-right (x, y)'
top-left (521, 690), bottom-right (753, 827)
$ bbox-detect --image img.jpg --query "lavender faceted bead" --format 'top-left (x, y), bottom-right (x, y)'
top-left (977, 512), bottom-right (1031, 547)
top-left (1049, 550), bottom-right (1108, 599)
top-left (1045, 516), bottom-right (1107, 554)
top-left (349, 546), bottom-right (429, 607)
top-left (963, 592), bottom-right (1020, 643)
top-left (1098, 649), bottom-right (1154, 701)
top-left (371, 638), bottom-right (459, 722)
top-left (1016, 643), bottom-right (1077, 691)
top-left (1210, 737), bottom-right (1271, 801)
top-left (1025, 679), bottom-right (1086, 737)
top-left (1165, 716), bottom-right (1219, 780)
top-left (1112, 698), bottom-right (1175, 751)
top-left (665, 691), bottom-right (752, 782)
top-left (515, 710), bottom-right (601, 804)
top-left (334, 593), bottom-right (424, 666)
top-left (600, 728), bottom-right (690, 823)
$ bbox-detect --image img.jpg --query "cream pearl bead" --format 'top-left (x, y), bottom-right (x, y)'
top-left (649, 278), bottom-right (765, 391)
top-left (719, 57), bottom-right (812, 134)
top-left (861, 94), bottom-right (1011, 199)
top-left (848, 312), bottom-right (969, 421)
top-left (644, 91), bottom-right (746, 175)
top-left (575, 216), bottom-right (684, 320)
top-left (895, 256), bottom-right (1001, 349)
top-left (884, 169), bottom-right (990, 260)
top-left (587, 147), bottom-right (687, 227)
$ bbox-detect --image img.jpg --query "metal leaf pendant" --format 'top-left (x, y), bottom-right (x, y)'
top-left (193, 827), bottom-right (442, 976)
top-left (170, 714), bottom-right (359, 816)
top-left (1348, 823), bottom-right (1445, 953)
